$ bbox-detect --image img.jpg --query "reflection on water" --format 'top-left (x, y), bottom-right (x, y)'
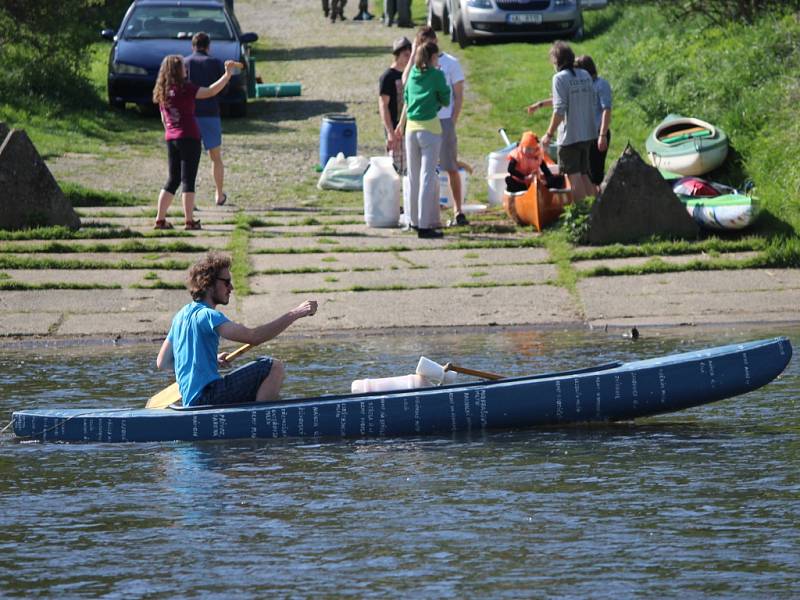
top-left (1, 326), bottom-right (799, 597)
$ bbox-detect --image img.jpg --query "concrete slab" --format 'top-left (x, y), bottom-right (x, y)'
top-left (249, 247), bottom-right (550, 274)
top-left (4, 269), bottom-right (185, 286)
top-left (240, 284), bottom-right (579, 330)
top-left (251, 252), bottom-right (409, 272)
top-left (578, 269), bottom-right (800, 327)
top-left (249, 231), bottom-right (447, 252)
top-left (0, 312), bottom-right (63, 336)
top-left (0, 289), bottom-right (188, 314)
top-left (58, 312), bottom-right (174, 336)
top-left (402, 247), bottom-right (551, 268)
top-left (250, 263), bottom-right (557, 294)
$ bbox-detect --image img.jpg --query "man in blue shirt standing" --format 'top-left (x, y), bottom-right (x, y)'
top-left (157, 251), bottom-right (318, 406)
top-left (185, 32), bottom-right (228, 206)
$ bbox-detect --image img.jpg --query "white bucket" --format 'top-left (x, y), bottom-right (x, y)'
top-left (416, 356), bottom-right (458, 385)
top-left (363, 156), bottom-right (401, 228)
top-left (486, 143), bottom-right (516, 205)
top-left (437, 167), bottom-right (469, 209)
top-left (351, 373), bottom-right (427, 394)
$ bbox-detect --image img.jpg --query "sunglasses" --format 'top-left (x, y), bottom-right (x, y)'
top-left (217, 276), bottom-right (233, 288)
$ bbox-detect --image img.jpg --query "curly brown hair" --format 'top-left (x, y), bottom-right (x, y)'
top-left (152, 55), bottom-right (186, 105)
top-left (187, 251), bottom-right (231, 301)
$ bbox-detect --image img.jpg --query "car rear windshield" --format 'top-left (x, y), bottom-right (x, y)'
top-left (123, 6), bottom-right (234, 40)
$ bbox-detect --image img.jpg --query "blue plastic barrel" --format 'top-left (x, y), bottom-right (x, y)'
top-left (320, 113), bottom-right (357, 167)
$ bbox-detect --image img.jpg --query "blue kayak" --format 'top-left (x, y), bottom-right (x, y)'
top-left (12, 337), bottom-right (792, 444)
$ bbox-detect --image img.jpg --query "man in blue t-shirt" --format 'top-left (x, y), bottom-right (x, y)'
top-left (185, 32), bottom-right (228, 206)
top-left (157, 252), bottom-right (318, 406)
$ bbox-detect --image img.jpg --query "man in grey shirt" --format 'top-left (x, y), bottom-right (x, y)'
top-left (540, 41), bottom-right (597, 202)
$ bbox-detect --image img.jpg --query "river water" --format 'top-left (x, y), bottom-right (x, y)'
top-left (1, 326), bottom-right (798, 598)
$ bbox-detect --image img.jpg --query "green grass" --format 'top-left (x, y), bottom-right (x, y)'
top-left (460, 4), bottom-right (800, 236)
top-left (0, 281), bottom-right (122, 291)
top-left (228, 212), bottom-right (252, 296)
top-left (0, 46), bottom-right (162, 160)
top-left (570, 237), bottom-right (768, 261)
top-left (62, 182), bottom-right (149, 207)
top-left (0, 256), bottom-right (189, 270)
top-left (131, 280), bottom-right (186, 290)
top-left (0, 225), bottom-right (156, 241)
top-left (542, 230), bottom-right (581, 302)
top-left (0, 240), bottom-right (206, 254)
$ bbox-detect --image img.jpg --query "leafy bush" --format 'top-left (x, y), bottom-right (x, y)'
top-left (0, 0), bottom-right (130, 109)
top-left (559, 197), bottom-right (595, 244)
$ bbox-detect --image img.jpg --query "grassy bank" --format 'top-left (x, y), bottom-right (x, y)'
top-left (458, 3), bottom-right (800, 235)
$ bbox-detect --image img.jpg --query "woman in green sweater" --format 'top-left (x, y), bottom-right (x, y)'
top-left (395, 41), bottom-right (450, 238)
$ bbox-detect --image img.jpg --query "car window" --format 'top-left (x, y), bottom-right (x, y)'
top-left (123, 6), bottom-right (234, 41)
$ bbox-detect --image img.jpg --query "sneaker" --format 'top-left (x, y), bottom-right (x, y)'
top-left (184, 219), bottom-right (202, 230)
top-left (153, 219), bottom-right (174, 230)
top-left (417, 228), bottom-right (443, 239)
top-left (455, 212), bottom-right (469, 226)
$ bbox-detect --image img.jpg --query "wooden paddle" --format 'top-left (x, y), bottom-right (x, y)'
top-left (444, 362), bottom-right (504, 381)
top-left (145, 343), bottom-right (253, 409)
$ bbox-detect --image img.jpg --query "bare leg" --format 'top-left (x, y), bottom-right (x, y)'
top-left (182, 192), bottom-right (195, 222)
top-left (156, 189), bottom-right (174, 222)
top-left (566, 173), bottom-right (593, 203)
top-left (448, 168), bottom-right (463, 217)
top-left (256, 359), bottom-right (285, 402)
top-left (208, 146), bottom-right (225, 204)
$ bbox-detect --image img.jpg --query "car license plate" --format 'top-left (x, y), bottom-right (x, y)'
top-left (508, 13), bottom-right (542, 24)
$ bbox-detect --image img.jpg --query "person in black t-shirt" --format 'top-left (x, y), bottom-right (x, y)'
top-left (378, 36), bottom-right (412, 175)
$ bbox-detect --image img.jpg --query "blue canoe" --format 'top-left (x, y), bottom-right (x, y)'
top-left (12, 338), bottom-right (792, 444)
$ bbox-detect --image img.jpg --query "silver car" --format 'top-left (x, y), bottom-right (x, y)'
top-left (427, 0), bottom-right (608, 48)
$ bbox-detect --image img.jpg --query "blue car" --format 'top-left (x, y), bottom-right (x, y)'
top-left (101, 0), bottom-right (258, 116)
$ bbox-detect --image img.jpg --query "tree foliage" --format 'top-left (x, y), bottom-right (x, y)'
top-left (670, 0), bottom-right (800, 25)
top-left (613, 0), bottom-right (800, 25)
top-left (0, 0), bottom-right (130, 108)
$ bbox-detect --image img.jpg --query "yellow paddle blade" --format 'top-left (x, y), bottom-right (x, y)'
top-left (146, 381), bottom-right (182, 409)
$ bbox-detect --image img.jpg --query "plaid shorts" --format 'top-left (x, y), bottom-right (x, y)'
top-left (194, 357), bottom-right (273, 406)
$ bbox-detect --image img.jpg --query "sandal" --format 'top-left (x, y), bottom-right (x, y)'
top-left (153, 219), bottom-right (174, 230)
top-left (216, 193), bottom-right (227, 206)
top-left (184, 219), bottom-right (202, 230)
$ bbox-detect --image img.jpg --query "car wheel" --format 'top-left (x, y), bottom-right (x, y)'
top-left (137, 103), bottom-right (158, 117)
top-left (427, 2), bottom-right (442, 30)
top-left (229, 101), bottom-right (248, 118)
top-left (454, 13), bottom-right (469, 48)
top-left (572, 14), bottom-right (584, 40)
top-left (108, 95), bottom-right (125, 111)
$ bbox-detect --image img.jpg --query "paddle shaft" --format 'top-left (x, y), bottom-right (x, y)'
top-left (444, 363), bottom-right (504, 381)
